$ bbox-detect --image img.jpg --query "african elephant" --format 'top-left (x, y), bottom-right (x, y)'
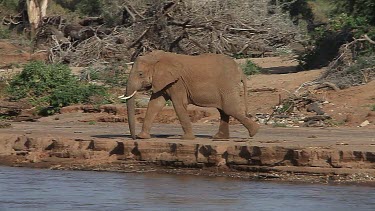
top-left (121, 50), bottom-right (259, 140)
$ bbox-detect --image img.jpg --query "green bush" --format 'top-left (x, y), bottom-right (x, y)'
top-left (241, 60), bottom-right (261, 75)
top-left (0, 0), bottom-right (18, 11)
top-left (76, 0), bottom-right (103, 16)
top-left (300, 13), bottom-right (375, 69)
top-left (0, 26), bottom-right (11, 39)
top-left (330, 0), bottom-right (375, 25)
top-left (7, 61), bottom-right (110, 115)
top-left (371, 104), bottom-right (375, 111)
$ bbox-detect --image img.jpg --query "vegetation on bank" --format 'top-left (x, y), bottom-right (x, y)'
top-left (7, 62), bottom-right (110, 115)
top-left (241, 60), bottom-right (262, 76)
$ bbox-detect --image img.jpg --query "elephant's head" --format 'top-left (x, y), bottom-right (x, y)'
top-left (121, 50), bottom-right (180, 139)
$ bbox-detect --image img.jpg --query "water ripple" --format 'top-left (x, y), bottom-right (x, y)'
top-left (0, 166), bottom-right (374, 211)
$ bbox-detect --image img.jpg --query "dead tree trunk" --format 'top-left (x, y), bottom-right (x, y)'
top-left (26, 0), bottom-right (48, 37)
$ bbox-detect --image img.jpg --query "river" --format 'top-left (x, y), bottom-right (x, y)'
top-left (0, 166), bottom-right (374, 211)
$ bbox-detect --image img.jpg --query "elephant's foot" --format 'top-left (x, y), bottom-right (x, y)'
top-left (137, 131), bottom-right (151, 139)
top-left (248, 122), bottom-right (260, 137)
top-left (181, 133), bottom-right (195, 140)
top-left (212, 131), bottom-right (229, 140)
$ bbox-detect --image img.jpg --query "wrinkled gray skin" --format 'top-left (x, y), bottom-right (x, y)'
top-left (125, 50), bottom-right (259, 140)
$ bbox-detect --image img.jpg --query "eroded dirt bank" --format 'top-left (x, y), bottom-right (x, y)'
top-left (1, 121), bottom-right (375, 184)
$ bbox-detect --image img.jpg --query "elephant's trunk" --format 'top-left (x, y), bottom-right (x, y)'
top-left (126, 88), bottom-right (137, 140)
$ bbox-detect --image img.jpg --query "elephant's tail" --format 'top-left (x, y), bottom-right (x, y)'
top-left (241, 73), bottom-right (250, 117)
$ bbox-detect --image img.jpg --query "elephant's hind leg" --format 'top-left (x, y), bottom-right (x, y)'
top-left (213, 109), bottom-right (230, 139)
top-left (233, 114), bottom-right (259, 137)
top-left (138, 93), bottom-right (168, 139)
top-left (222, 100), bottom-right (259, 137)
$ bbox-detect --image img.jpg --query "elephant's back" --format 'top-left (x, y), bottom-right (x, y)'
top-left (185, 53), bottom-right (241, 76)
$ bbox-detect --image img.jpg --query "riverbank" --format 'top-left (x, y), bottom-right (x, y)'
top-left (1, 121), bottom-right (374, 184)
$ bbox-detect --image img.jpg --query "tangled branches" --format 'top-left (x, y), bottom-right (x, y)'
top-left (318, 34), bottom-right (375, 88)
top-left (49, 27), bottom-right (133, 66)
top-left (38, 0), bottom-right (304, 66)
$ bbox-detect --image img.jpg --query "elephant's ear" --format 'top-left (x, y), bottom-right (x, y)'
top-left (152, 59), bottom-right (180, 93)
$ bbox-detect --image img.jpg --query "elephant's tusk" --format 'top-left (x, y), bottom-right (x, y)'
top-left (118, 91), bottom-right (137, 100)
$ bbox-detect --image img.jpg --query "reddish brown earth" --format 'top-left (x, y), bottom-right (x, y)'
top-left (1, 41), bottom-right (375, 183)
top-left (0, 40), bottom-right (47, 68)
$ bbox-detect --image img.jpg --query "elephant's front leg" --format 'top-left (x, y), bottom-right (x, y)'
top-left (170, 95), bottom-right (195, 140)
top-left (137, 92), bottom-right (168, 139)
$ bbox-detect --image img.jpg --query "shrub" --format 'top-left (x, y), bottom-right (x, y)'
top-left (241, 60), bottom-right (261, 76)
top-left (0, 26), bottom-right (11, 39)
top-left (76, 0), bottom-right (103, 16)
top-left (320, 55), bottom-right (375, 88)
top-left (330, 0), bottom-right (375, 25)
top-left (371, 104), bottom-right (375, 111)
top-left (300, 13), bottom-right (375, 69)
top-left (7, 61), bottom-right (110, 115)
top-left (0, 0), bottom-right (18, 11)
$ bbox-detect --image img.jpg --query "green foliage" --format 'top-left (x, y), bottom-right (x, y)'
top-left (300, 11), bottom-right (375, 69)
top-left (315, 13), bottom-right (374, 40)
top-left (0, 0), bottom-right (18, 11)
top-left (88, 121), bottom-right (97, 125)
top-left (241, 60), bottom-right (261, 75)
top-left (0, 26), bottom-right (11, 39)
top-left (371, 104), bottom-right (375, 111)
top-left (7, 61), bottom-right (110, 115)
top-left (53, 0), bottom-right (81, 11)
top-left (165, 100), bottom-right (172, 106)
top-left (76, 0), bottom-right (103, 16)
top-left (330, 0), bottom-right (375, 25)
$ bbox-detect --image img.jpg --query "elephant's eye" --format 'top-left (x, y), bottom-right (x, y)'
top-left (138, 72), bottom-right (144, 77)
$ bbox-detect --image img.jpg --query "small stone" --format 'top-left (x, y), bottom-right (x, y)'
top-left (258, 118), bottom-right (266, 124)
top-left (267, 120), bottom-right (275, 125)
top-left (359, 120), bottom-right (370, 127)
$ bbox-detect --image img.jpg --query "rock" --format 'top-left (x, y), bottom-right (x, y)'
top-left (359, 120), bottom-right (370, 127)
top-left (306, 102), bottom-right (325, 115)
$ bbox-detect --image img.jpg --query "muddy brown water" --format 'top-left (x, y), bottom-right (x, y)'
top-left (0, 167), bottom-right (374, 210)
